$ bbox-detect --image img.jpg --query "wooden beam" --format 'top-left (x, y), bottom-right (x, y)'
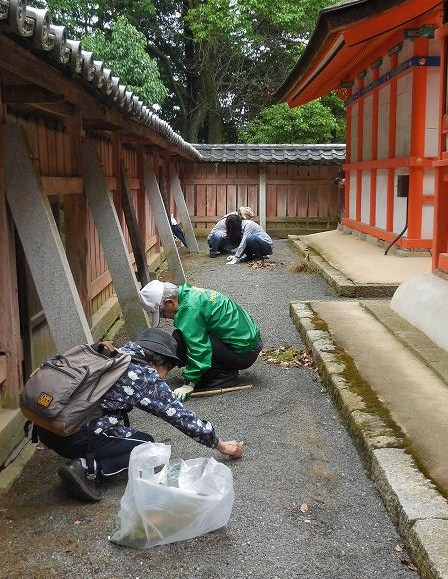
top-left (64, 109), bottom-right (91, 321)
top-left (144, 157), bottom-right (186, 285)
top-left (41, 176), bottom-right (83, 195)
top-left (83, 142), bottom-right (149, 339)
top-left (120, 159), bottom-right (154, 286)
top-left (259, 164), bottom-right (267, 230)
top-left (84, 119), bottom-right (123, 131)
top-left (169, 164), bottom-right (199, 252)
top-left (2, 124), bottom-right (93, 350)
top-left (33, 101), bottom-right (74, 118)
top-left (3, 84), bottom-right (64, 104)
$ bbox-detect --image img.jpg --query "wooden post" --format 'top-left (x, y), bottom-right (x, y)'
top-left (387, 53), bottom-right (399, 232)
top-left (0, 144), bottom-right (22, 407)
top-left (144, 156), bottom-right (186, 285)
top-left (259, 164), bottom-right (267, 230)
top-left (370, 68), bottom-right (379, 226)
top-left (356, 78), bottom-right (365, 222)
top-left (408, 37), bottom-right (429, 240)
top-left (64, 109), bottom-right (91, 322)
top-left (344, 105), bottom-right (352, 219)
top-left (169, 163), bottom-right (199, 252)
top-left (2, 124), bottom-right (93, 351)
top-left (83, 143), bottom-right (149, 339)
top-left (120, 158), bottom-right (154, 286)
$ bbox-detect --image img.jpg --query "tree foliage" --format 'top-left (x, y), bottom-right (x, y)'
top-left (82, 16), bottom-right (167, 107)
top-left (238, 102), bottom-right (343, 144)
top-left (39, 0), bottom-right (344, 143)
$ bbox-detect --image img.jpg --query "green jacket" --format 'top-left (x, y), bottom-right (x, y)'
top-left (174, 283), bottom-right (261, 384)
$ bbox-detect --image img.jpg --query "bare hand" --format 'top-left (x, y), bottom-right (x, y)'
top-left (216, 440), bottom-right (244, 459)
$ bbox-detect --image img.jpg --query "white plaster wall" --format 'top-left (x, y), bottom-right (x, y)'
top-left (423, 168), bottom-right (435, 197)
top-left (379, 54), bottom-right (391, 77)
top-left (378, 86), bottom-right (390, 159)
top-left (363, 96), bottom-right (373, 161)
top-left (398, 39), bottom-right (414, 65)
top-left (425, 68), bottom-right (440, 158)
top-left (428, 38), bottom-right (439, 57)
top-left (421, 204), bottom-right (434, 239)
top-left (350, 105), bottom-right (358, 163)
top-left (349, 170), bottom-right (357, 219)
top-left (396, 74), bottom-right (412, 157)
top-left (365, 68), bottom-right (374, 85)
top-left (391, 274), bottom-right (448, 353)
top-left (361, 171), bottom-right (371, 223)
top-left (393, 169), bottom-right (409, 234)
top-left (376, 170), bottom-right (388, 229)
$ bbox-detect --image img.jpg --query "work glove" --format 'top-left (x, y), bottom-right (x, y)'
top-left (226, 256), bottom-right (239, 265)
top-left (173, 383), bottom-right (195, 402)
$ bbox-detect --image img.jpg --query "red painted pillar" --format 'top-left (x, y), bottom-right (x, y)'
top-left (356, 78), bottom-right (365, 222)
top-left (387, 54), bottom-right (398, 232)
top-left (434, 25), bottom-right (448, 271)
top-left (345, 104), bottom-right (352, 219)
top-left (408, 37), bottom-right (429, 240)
top-left (370, 68), bottom-right (380, 226)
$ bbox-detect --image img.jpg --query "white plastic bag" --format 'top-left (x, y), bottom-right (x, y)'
top-left (110, 442), bottom-right (234, 548)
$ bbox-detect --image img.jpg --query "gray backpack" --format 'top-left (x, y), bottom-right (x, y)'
top-left (20, 344), bottom-right (133, 437)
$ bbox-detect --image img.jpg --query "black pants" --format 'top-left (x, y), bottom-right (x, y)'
top-left (36, 425), bottom-right (153, 477)
top-left (173, 329), bottom-right (262, 385)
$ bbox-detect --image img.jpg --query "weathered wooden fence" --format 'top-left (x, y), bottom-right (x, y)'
top-left (182, 146), bottom-right (345, 237)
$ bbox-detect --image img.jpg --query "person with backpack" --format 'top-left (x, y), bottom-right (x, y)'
top-left (26, 329), bottom-right (243, 502)
top-left (139, 281), bottom-right (262, 402)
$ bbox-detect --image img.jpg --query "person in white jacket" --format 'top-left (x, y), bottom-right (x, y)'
top-left (208, 206), bottom-right (254, 257)
top-left (227, 219), bottom-right (273, 264)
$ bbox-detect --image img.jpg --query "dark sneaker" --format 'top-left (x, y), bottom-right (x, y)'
top-left (57, 459), bottom-right (102, 502)
top-left (196, 371), bottom-right (240, 391)
top-left (209, 251), bottom-right (220, 258)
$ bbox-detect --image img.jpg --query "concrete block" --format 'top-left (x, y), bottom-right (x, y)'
top-left (0, 441), bottom-right (35, 493)
top-left (0, 409), bottom-right (27, 466)
top-left (371, 448), bottom-right (448, 536)
top-left (408, 519), bottom-right (448, 579)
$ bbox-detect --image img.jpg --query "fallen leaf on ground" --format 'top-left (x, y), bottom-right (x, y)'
top-left (260, 347), bottom-right (318, 372)
top-left (400, 558), bottom-right (417, 571)
top-left (246, 259), bottom-right (275, 269)
top-left (395, 543), bottom-right (404, 552)
top-left (300, 503), bottom-right (309, 513)
top-left (65, 542), bottom-right (77, 553)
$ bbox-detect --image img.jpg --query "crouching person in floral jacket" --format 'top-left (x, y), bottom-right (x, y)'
top-left (36, 329), bottom-right (243, 502)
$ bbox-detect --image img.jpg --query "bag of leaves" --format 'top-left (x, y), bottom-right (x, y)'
top-left (110, 442), bottom-right (234, 548)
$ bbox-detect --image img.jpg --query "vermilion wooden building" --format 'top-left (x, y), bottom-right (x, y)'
top-left (277, 0), bottom-right (448, 274)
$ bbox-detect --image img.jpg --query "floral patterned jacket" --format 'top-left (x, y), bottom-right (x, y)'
top-left (92, 342), bottom-right (219, 448)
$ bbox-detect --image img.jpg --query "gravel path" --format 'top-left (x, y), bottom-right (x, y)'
top-left (0, 240), bottom-right (415, 579)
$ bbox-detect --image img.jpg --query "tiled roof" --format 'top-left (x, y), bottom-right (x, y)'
top-left (194, 144), bottom-right (346, 163)
top-left (0, 0), bottom-right (201, 159)
top-left (276, 0), bottom-right (407, 102)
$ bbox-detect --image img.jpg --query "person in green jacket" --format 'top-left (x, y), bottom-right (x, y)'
top-left (139, 280), bottom-right (262, 401)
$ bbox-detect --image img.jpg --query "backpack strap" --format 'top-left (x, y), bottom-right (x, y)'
top-left (86, 422), bottom-right (97, 480)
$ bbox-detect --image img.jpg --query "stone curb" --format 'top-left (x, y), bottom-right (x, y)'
top-left (290, 300), bottom-right (448, 579)
top-left (288, 236), bottom-right (398, 298)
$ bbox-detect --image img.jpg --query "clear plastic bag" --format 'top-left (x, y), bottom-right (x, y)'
top-left (109, 442), bottom-right (234, 548)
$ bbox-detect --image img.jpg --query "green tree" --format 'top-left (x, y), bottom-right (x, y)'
top-left (238, 101), bottom-right (343, 144)
top-left (82, 16), bottom-right (167, 107)
top-left (39, 0), bottom-right (341, 142)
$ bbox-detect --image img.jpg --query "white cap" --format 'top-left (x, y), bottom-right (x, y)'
top-left (139, 280), bottom-right (164, 327)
